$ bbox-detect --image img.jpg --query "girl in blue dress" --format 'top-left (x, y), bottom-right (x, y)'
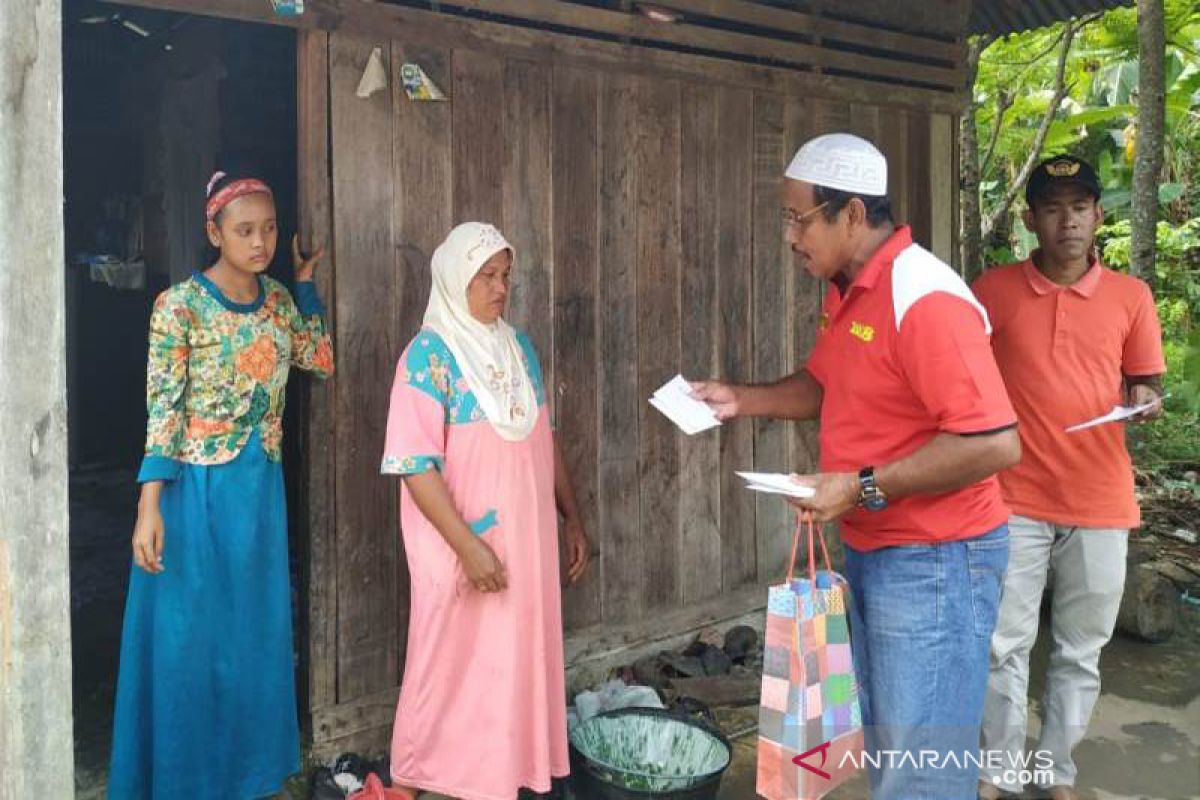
top-left (108, 171), bottom-right (334, 798)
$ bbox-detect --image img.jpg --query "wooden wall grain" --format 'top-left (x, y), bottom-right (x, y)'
top-left (303, 29), bottom-right (960, 746)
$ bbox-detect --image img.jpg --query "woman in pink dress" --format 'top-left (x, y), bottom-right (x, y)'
top-left (381, 222), bottom-right (592, 799)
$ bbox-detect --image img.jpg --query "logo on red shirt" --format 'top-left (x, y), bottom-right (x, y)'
top-left (849, 321), bottom-right (875, 343)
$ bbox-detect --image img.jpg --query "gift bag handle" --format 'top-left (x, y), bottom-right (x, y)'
top-left (785, 511), bottom-right (833, 585)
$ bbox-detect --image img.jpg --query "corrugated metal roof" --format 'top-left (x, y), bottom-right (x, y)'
top-left (969, 0), bottom-right (1134, 36)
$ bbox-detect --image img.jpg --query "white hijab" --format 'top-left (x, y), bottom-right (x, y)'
top-left (423, 222), bottom-right (538, 442)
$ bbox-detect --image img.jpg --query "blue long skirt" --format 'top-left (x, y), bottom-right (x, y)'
top-left (108, 435), bottom-right (300, 799)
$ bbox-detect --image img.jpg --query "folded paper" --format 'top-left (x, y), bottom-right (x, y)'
top-left (401, 63), bottom-right (447, 101)
top-left (356, 47), bottom-right (388, 99)
top-left (648, 374), bottom-right (721, 435)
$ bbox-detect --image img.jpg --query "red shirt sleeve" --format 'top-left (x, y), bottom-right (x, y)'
top-left (1122, 280), bottom-right (1167, 376)
top-left (897, 293), bottom-right (1017, 434)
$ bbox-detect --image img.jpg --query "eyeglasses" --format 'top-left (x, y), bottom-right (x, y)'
top-left (781, 201), bottom-right (829, 231)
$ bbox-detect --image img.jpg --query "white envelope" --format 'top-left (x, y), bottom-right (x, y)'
top-left (648, 374), bottom-right (721, 435)
top-left (735, 471), bottom-right (816, 499)
top-left (1065, 397), bottom-right (1162, 433)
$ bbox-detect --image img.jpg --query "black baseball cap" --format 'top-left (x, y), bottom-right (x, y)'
top-left (1025, 155), bottom-right (1102, 206)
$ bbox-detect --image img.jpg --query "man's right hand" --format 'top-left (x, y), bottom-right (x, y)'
top-left (688, 380), bottom-right (744, 421)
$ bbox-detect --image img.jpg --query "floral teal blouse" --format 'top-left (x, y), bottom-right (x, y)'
top-left (137, 271), bottom-right (334, 482)
top-left (379, 328), bottom-right (546, 477)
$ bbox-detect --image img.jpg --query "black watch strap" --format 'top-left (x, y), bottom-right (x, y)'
top-left (858, 466), bottom-right (888, 510)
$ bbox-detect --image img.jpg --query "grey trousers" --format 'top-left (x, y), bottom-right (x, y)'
top-left (980, 515), bottom-right (1127, 791)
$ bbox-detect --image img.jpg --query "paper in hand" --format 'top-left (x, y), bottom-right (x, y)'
top-left (1065, 397), bottom-right (1161, 433)
top-left (736, 471), bottom-right (816, 499)
top-left (649, 375), bottom-right (721, 435)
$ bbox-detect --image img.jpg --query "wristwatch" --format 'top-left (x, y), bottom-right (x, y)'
top-left (858, 467), bottom-right (888, 512)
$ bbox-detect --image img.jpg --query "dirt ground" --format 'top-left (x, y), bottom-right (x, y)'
top-left (71, 469), bottom-right (1199, 799)
top-left (717, 605), bottom-right (1200, 800)
top-left (71, 468), bottom-right (138, 799)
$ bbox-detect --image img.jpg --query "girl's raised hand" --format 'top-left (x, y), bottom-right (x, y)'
top-left (292, 233), bottom-right (325, 283)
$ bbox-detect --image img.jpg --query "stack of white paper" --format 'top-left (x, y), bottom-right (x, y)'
top-left (648, 374), bottom-right (721, 435)
top-left (1065, 397), bottom-right (1161, 433)
top-left (736, 471), bottom-right (816, 499)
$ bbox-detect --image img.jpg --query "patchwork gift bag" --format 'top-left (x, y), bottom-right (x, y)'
top-left (757, 513), bottom-right (863, 800)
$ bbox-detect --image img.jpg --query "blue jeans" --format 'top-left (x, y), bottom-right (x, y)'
top-left (843, 524), bottom-right (1009, 800)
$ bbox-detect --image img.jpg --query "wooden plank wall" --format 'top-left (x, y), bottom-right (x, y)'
top-left (304, 29), bottom-right (958, 748)
top-left (418, 0), bottom-right (964, 91)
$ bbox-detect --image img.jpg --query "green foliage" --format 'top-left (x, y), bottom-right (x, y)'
top-left (1098, 219), bottom-right (1200, 299)
top-left (974, 0), bottom-right (1200, 227)
top-left (974, 2), bottom-right (1200, 468)
top-left (1096, 219), bottom-right (1200, 442)
top-left (1131, 399), bottom-right (1200, 470)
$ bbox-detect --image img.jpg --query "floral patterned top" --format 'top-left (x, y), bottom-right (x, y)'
top-left (137, 271), bottom-right (334, 482)
top-left (379, 327), bottom-right (546, 476)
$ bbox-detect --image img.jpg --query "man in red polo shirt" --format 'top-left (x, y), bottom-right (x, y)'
top-left (973, 156), bottom-right (1165, 800)
top-left (693, 133), bottom-right (1020, 799)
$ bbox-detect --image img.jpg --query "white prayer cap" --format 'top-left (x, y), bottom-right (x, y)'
top-left (785, 133), bottom-right (888, 196)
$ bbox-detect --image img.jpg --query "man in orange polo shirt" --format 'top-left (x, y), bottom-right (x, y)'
top-left (693, 133), bottom-right (1021, 799)
top-left (973, 155), bottom-right (1165, 800)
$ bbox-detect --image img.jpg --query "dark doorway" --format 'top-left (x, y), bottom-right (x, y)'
top-left (64, 2), bottom-right (300, 792)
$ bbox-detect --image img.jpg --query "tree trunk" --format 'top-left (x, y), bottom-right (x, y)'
top-left (1131, 0), bottom-right (1166, 288)
top-left (959, 35), bottom-right (991, 281)
top-left (981, 19), bottom-right (1080, 243)
top-left (0, 0), bottom-right (75, 795)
